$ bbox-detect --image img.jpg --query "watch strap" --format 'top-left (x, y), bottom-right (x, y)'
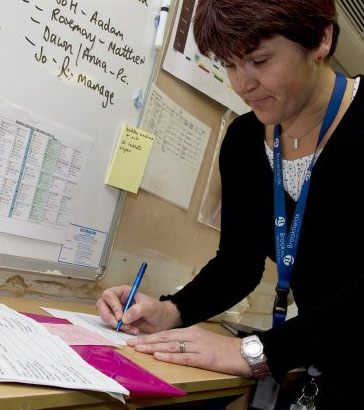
top-left (241, 335), bottom-right (270, 379)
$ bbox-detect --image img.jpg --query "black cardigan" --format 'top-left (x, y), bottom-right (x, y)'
top-left (162, 75), bottom-right (364, 408)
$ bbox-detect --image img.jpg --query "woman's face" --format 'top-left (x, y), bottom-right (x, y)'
top-left (225, 35), bottom-right (319, 125)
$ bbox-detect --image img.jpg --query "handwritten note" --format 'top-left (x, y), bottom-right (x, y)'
top-left (17, 0), bottom-right (152, 109)
top-left (105, 123), bottom-right (155, 193)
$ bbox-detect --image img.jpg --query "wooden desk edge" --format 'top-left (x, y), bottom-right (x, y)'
top-left (0, 295), bottom-right (256, 409)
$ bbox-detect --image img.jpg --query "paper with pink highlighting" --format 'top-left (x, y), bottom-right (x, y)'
top-left (40, 306), bottom-right (140, 346)
top-left (43, 323), bottom-right (118, 346)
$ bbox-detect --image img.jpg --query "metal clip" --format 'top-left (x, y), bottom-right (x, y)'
top-left (273, 286), bottom-right (289, 315)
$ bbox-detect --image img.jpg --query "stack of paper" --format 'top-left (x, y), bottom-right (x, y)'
top-left (0, 304), bottom-right (128, 401)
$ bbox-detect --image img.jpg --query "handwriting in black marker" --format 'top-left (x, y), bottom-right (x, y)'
top-left (82, 47), bottom-right (108, 73)
top-left (108, 42), bottom-right (145, 66)
top-left (51, 8), bottom-right (97, 51)
top-left (89, 12), bottom-right (124, 41)
top-left (58, 55), bottom-right (72, 79)
top-left (25, 1), bottom-right (146, 109)
top-left (76, 43), bottom-right (82, 66)
top-left (135, 0), bottom-right (148, 6)
top-left (56, 0), bottom-right (78, 14)
top-left (116, 67), bottom-right (128, 84)
top-left (76, 73), bottom-right (115, 109)
top-left (25, 36), bottom-right (36, 46)
top-left (43, 25), bottom-right (74, 55)
top-left (35, 46), bottom-right (47, 64)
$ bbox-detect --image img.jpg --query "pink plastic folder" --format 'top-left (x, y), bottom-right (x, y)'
top-left (23, 312), bottom-right (185, 397)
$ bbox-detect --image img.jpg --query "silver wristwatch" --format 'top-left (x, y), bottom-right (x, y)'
top-left (240, 335), bottom-right (270, 378)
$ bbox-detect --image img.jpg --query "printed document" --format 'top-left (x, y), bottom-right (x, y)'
top-left (140, 84), bottom-right (210, 209)
top-left (0, 304), bottom-right (128, 398)
top-left (41, 307), bottom-right (141, 345)
top-left (0, 97), bottom-right (91, 243)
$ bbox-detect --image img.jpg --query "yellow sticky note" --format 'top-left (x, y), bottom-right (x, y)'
top-left (105, 123), bottom-right (155, 193)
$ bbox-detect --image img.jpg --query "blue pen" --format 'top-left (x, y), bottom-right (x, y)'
top-left (116, 262), bottom-right (148, 331)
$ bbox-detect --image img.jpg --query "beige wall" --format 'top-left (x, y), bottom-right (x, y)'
top-left (1, 4), bottom-right (358, 321)
top-left (0, 65), bottom-right (276, 309)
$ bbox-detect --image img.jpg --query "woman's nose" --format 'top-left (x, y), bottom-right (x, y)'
top-left (235, 65), bottom-right (257, 94)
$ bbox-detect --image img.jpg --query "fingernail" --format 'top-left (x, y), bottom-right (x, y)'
top-left (123, 313), bottom-right (130, 323)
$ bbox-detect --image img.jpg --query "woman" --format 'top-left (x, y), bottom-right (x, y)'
top-left (97, 0), bottom-right (363, 408)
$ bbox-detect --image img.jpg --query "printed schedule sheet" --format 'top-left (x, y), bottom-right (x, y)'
top-left (0, 303), bottom-right (128, 399)
top-left (0, 97), bottom-right (91, 243)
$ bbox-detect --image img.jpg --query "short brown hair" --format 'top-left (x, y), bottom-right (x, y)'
top-left (193, 0), bottom-right (339, 62)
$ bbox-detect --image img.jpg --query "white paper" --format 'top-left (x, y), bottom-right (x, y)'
top-left (58, 223), bottom-right (108, 268)
top-left (163, 1), bottom-right (250, 115)
top-left (0, 304), bottom-right (128, 398)
top-left (140, 84), bottom-right (210, 209)
top-left (0, 98), bottom-right (92, 243)
top-left (42, 324), bottom-right (118, 346)
top-left (41, 307), bottom-right (140, 346)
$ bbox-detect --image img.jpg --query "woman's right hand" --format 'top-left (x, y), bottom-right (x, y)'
top-left (96, 285), bottom-right (182, 334)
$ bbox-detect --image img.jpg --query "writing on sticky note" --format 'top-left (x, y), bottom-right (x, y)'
top-left (105, 123), bottom-right (155, 193)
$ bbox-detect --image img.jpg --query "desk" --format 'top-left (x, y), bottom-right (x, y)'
top-left (0, 296), bottom-right (255, 410)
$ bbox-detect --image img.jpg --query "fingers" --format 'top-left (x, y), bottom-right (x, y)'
top-left (96, 298), bottom-right (118, 328)
top-left (127, 326), bottom-right (197, 346)
top-left (99, 286), bottom-right (132, 322)
top-left (119, 323), bottom-right (140, 336)
top-left (134, 340), bottom-right (191, 354)
top-left (121, 299), bottom-right (157, 325)
top-left (153, 352), bottom-right (199, 367)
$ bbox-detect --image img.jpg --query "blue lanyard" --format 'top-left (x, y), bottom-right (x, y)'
top-left (272, 72), bottom-right (347, 327)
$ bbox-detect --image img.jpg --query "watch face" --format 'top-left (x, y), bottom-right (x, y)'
top-left (245, 340), bottom-right (263, 358)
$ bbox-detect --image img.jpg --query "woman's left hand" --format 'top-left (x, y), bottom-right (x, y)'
top-left (127, 325), bottom-right (253, 377)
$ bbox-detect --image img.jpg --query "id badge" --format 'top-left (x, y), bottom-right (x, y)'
top-left (250, 374), bottom-right (279, 410)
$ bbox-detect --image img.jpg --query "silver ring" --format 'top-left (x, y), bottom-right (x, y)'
top-left (179, 341), bottom-right (186, 353)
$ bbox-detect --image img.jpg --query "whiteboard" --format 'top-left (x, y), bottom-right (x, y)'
top-left (0, 0), bottom-right (161, 279)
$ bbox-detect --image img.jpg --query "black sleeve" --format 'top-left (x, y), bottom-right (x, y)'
top-left (259, 271), bottom-right (364, 384)
top-left (160, 115), bottom-right (271, 327)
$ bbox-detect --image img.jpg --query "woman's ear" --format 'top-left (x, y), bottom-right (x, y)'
top-left (314, 24), bottom-right (333, 62)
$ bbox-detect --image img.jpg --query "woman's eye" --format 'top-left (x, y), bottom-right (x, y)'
top-left (223, 63), bottom-right (236, 70)
top-left (253, 58), bottom-right (268, 66)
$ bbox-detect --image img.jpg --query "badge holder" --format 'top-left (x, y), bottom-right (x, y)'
top-left (250, 72), bottom-right (347, 410)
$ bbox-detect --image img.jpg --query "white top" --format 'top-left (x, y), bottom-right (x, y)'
top-left (265, 76), bottom-right (361, 201)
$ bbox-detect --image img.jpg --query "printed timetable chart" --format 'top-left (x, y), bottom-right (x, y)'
top-left (0, 98), bottom-right (91, 244)
top-left (140, 84), bottom-right (210, 209)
